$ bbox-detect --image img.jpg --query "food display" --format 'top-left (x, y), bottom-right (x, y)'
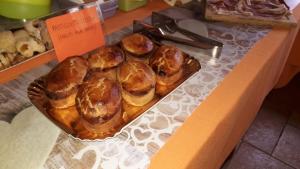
top-left (0, 21), bottom-right (53, 71)
top-left (28, 33), bottom-right (201, 140)
top-left (205, 0), bottom-right (296, 27)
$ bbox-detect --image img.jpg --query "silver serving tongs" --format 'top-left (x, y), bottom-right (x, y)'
top-left (151, 12), bottom-right (223, 48)
top-left (133, 20), bottom-right (214, 49)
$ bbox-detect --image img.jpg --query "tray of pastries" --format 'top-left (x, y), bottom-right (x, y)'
top-left (28, 32), bottom-right (201, 140)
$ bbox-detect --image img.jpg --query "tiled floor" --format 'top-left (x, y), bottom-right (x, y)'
top-left (222, 73), bottom-right (300, 169)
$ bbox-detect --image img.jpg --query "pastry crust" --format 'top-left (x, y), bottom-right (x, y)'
top-left (149, 45), bottom-right (184, 85)
top-left (76, 73), bottom-right (123, 131)
top-left (79, 107), bottom-right (123, 136)
top-left (88, 46), bottom-right (124, 70)
top-left (45, 56), bottom-right (88, 108)
top-left (121, 87), bottom-right (155, 107)
top-left (48, 92), bottom-right (78, 109)
top-left (156, 68), bottom-right (183, 86)
top-left (121, 33), bottom-right (154, 56)
top-left (87, 68), bottom-right (118, 81)
top-left (117, 60), bottom-right (156, 106)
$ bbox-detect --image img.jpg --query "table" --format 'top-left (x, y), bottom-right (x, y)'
top-left (0, 1), bottom-right (299, 169)
top-left (150, 1), bottom-right (300, 169)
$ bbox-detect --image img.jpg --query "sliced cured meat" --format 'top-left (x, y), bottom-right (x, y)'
top-left (208, 0), bottom-right (290, 19)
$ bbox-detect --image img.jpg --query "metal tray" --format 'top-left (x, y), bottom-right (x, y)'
top-left (27, 34), bottom-right (201, 141)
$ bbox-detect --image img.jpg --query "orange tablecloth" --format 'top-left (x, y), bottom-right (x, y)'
top-left (276, 27), bottom-right (300, 87)
top-left (150, 2), bottom-right (300, 169)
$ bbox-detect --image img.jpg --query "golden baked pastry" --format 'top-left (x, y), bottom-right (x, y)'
top-left (117, 60), bottom-right (156, 106)
top-left (76, 73), bottom-right (123, 135)
top-left (87, 46), bottom-right (124, 80)
top-left (45, 56), bottom-right (88, 109)
top-left (88, 46), bottom-right (124, 70)
top-left (121, 33), bottom-right (154, 62)
top-left (149, 45), bottom-right (184, 86)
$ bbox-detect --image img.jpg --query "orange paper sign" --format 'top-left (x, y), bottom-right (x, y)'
top-left (46, 7), bottom-right (105, 62)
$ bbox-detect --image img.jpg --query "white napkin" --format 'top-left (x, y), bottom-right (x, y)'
top-left (0, 106), bottom-right (60, 169)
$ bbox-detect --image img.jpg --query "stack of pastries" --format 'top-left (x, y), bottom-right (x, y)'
top-left (76, 72), bottom-right (123, 136)
top-left (44, 33), bottom-right (188, 139)
top-left (117, 60), bottom-right (156, 106)
top-left (149, 45), bottom-right (184, 86)
top-left (45, 56), bottom-right (88, 133)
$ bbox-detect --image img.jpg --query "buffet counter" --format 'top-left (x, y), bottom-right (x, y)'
top-left (151, 1), bottom-right (300, 169)
top-left (1, 0), bottom-right (300, 169)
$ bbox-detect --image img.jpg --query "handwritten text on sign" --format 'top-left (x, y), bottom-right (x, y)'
top-left (46, 7), bottom-right (105, 62)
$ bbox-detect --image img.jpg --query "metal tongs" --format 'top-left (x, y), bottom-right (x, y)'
top-left (151, 12), bottom-right (223, 48)
top-left (133, 20), bottom-right (214, 49)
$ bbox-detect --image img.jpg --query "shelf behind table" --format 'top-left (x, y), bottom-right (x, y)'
top-left (0, 1), bottom-right (169, 84)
